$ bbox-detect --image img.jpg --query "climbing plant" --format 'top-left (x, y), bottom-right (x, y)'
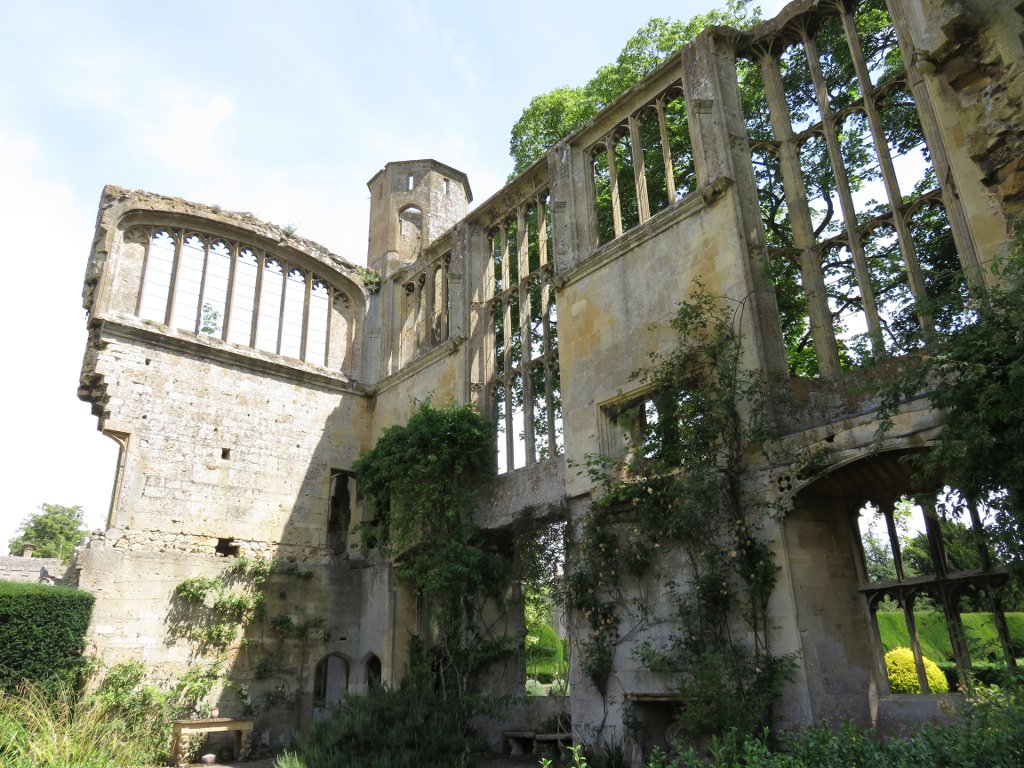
top-left (568, 286), bottom-right (795, 741)
top-left (169, 556), bottom-right (329, 722)
top-left (353, 401), bottom-right (509, 706)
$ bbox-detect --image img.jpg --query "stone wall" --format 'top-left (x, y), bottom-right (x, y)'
top-left (75, 0), bottom-right (1022, 760)
top-left (0, 554), bottom-right (68, 584)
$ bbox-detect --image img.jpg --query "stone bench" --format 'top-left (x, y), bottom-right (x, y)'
top-left (503, 730), bottom-right (572, 759)
top-left (170, 717), bottom-right (253, 765)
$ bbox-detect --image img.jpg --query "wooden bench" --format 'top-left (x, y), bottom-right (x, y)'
top-left (170, 717), bottom-right (253, 765)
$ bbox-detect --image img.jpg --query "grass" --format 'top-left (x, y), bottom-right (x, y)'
top-left (0, 680), bottom-right (154, 768)
top-left (877, 611), bottom-right (1024, 662)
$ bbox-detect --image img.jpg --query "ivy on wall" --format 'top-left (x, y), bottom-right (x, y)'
top-left (353, 401), bottom-right (509, 704)
top-left (169, 557), bottom-right (329, 722)
top-left (568, 286), bottom-right (795, 741)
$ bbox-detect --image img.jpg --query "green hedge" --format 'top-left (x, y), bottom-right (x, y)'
top-left (0, 581), bottom-right (94, 691)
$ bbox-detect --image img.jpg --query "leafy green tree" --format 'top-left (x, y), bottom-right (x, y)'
top-left (508, 1), bottom-right (760, 175)
top-left (8, 503), bottom-right (87, 562)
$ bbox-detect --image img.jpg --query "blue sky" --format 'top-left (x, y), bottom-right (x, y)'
top-left (0, 0), bottom-right (785, 550)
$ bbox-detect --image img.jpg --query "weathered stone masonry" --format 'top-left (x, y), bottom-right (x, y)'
top-left (77, 0), bottom-right (1024, 758)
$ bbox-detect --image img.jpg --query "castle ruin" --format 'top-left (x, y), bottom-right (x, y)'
top-left (76, 0), bottom-right (1024, 758)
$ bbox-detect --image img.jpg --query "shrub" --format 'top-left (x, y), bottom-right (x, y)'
top-left (0, 581), bottom-right (94, 692)
top-left (651, 685), bottom-right (1024, 768)
top-left (884, 647), bottom-right (949, 694)
top-left (525, 678), bottom-right (548, 696)
top-left (275, 680), bottom-right (478, 768)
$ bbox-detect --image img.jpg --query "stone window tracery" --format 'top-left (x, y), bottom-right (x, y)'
top-left (486, 191), bottom-right (562, 473)
top-left (133, 225), bottom-right (356, 372)
top-left (854, 489), bottom-right (1017, 694)
top-left (393, 251), bottom-right (451, 370)
top-left (737, 0), bottom-right (975, 376)
top-left (588, 84), bottom-right (696, 246)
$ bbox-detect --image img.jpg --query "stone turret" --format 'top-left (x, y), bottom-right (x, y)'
top-left (365, 159), bottom-right (471, 277)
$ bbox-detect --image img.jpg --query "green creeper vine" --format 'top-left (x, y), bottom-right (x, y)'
top-left (353, 401), bottom-right (510, 710)
top-left (169, 556), bottom-right (329, 723)
top-left (568, 286), bottom-right (795, 741)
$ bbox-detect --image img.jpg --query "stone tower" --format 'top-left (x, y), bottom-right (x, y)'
top-left (365, 159), bottom-right (472, 277)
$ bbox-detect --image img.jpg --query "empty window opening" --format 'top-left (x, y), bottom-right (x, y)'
top-left (407, 174), bottom-right (415, 191)
top-left (736, 0), bottom-right (969, 377)
top-left (327, 470), bottom-right (352, 554)
top-left (855, 488), bottom-right (1017, 694)
top-left (221, 447), bottom-right (231, 460)
top-left (488, 193), bottom-right (562, 474)
top-left (135, 227), bottom-right (354, 369)
top-left (215, 538), bottom-right (240, 557)
top-left (443, 177), bottom-right (450, 195)
top-left (522, 521), bottom-right (568, 697)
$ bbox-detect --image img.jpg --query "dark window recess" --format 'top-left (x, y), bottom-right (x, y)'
top-left (367, 654), bottom-right (382, 689)
top-left (215, 538), bottom-right (240, 557)
top-left (221, 447), bottom-right (231, 460)
top-left (328, 471), bottom-right (352, 554)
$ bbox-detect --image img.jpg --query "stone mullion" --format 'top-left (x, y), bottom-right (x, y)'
top-left (883, 0), bottom-right (983, 291)
top-left (840, 11), bottom-right (933, 332)
top-left (221, 241), bottom-right (238, 342)
top-left (437, 261), bottom-right (449, 342)
top-left (501, 224), bottom-right (516, 469)
top-left (605, 138), bottom-right (623, 238)
top-left (164, 229), bottom-right (184, 327)
top-left (883, 503), bottom-right (906, 582)
top-left (655, 96), bottom-right (677, 205)
top-left (275, 265), bottom-right (288, 356)
top-left (988, 590), bottom-right (1018, 672)
top-left (759, 51), bottom-right (842, 376)
top-left (902, 595), bottom-right (932, 694)
top-left (922, 506), bottom-right (973, 682)
top-left (134, 228), bottom-right (154, 317)
top-left (517, 205), bottom-right (536, 465)
top-left (540, 261), bottom-right (556, 457)
top-left (536, 192), bottom-right (549, 268)
top-left (503, 336), bottom-right (515, 472)
top-left (325, 287), bottom-right (336, 369)
top-left (803, 35), bottom-right (886, 356)
top-left (300, 271), bottom-right (312, 362)
top-left (628, 113), bottom-right (651, 223)
top-left (418, 272), bottom-right (429, 353)
top-left (194, 236), bottom-right (212, 335)
top-left (476, 233), bottom-right (496, 416)
top-left (250, 251), bottom-right (264, 349)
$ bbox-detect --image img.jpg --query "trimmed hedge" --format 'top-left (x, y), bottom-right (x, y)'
top-left (885, 647), bottom-right (948, 694)
top-left (0, 581), bottom-right (94, 691)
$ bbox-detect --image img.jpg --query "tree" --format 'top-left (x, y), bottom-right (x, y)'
top-left (8, 503), bottom-right (88, 562)
top-left (508, 1), bottom-right (760, 175)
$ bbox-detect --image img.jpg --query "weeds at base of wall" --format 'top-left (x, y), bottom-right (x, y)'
top-left (536, 686), bottom-right (1024, 768)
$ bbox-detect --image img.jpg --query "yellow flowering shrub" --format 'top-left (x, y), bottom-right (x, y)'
top-left (885, 647), bottom-right (949, 694)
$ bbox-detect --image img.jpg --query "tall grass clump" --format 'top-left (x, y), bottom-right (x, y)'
top-left (0, 680), bottom-right (146, 768)
top-left (0, 660), bottom-right (221, 768)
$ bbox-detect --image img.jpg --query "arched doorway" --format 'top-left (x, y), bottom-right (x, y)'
top-left (312, 654), bottom-right (349, 720)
